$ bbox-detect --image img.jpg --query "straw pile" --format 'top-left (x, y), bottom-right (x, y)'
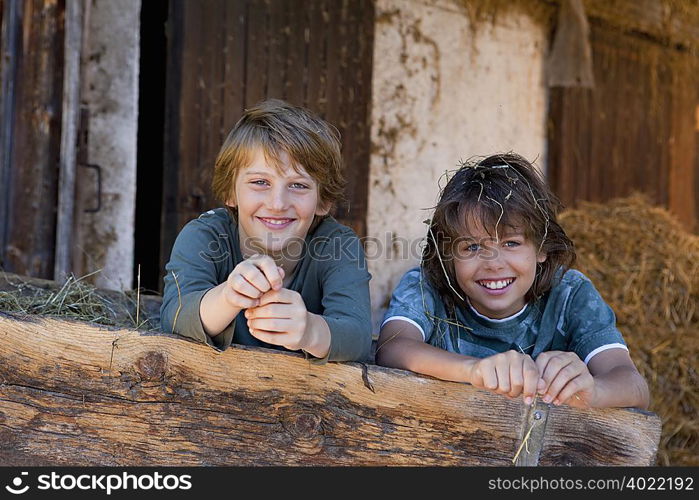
top-left (559, 194), bottom-right (699, 466)
top-left (0, 272), bottom-right (158, 331)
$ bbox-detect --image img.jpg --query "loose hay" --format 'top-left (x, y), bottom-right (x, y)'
top-left (560, 193), bottom-right (699, 466)
top-left (0, 272), bottom-right (158, 331)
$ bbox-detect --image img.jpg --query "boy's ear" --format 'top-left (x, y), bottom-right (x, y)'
top-left (315, 200), bottom-right (331, 216)
top-left (225, 193), bottom-right (236, 207)
top-left (537, 252), bottom-right (547, 263)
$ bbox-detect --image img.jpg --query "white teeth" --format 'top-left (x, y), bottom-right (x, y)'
top-left (262, 218), bottom-right (290, 225)
top-left (480, 279), bottom-right (513, 290)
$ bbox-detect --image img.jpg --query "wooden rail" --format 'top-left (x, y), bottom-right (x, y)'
top-left (0, 312), bottom-right (660, 466)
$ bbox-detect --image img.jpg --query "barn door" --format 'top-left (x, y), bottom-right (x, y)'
top-left (160, 0), bottom-right (375, 281)
top-left (548, 22), bottom-right (699, 231)
top-left (0, 0), bottom-right (65, 278)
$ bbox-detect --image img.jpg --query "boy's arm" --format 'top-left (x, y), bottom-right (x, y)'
top-left (376, 320), bottom-right (474, 383)
top-left (587, 349), bottom-right (649, 408)
top-left (199, 281), bottom-right (244, 337)
top-left (377, 321), bottom-right (540, 403)
top-left (535, 349), bottom-right (649, 409)
top-left (160, 218), bottom-right (235, 348)
top-left (313, 230), bottom-right (372, 362)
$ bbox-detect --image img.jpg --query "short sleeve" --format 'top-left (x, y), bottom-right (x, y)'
top-left (564, 275), bottom-right (627, 363)
top-left (381, 268), bottom-right (437, 342)
top-left (160, 217), bottom-right (236, 349)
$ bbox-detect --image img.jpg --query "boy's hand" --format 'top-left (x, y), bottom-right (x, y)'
top-left (222, 254), bottom-right (284, 310)
top-left (535, 351), bottom-right (595, 409)
top-left (469, 350), bottom-right (539, 404)
top-left (244, 288), bottom-right (309, 352)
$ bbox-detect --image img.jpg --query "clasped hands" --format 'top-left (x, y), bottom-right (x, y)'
top-left (222, 254), bottom-right (309, 352)
top-left (468, 350), bottom-right (596, 409)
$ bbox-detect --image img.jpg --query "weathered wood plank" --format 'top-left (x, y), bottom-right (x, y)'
top-left (54, 0), bottom-right (84, 282)
top-left (547, 21), bottom-right (699, 229)
top-left (3, 0), bottom-right (64, 279)
top-left (539, 404), bottom-right (663, 466)
top-left (584, 0), bottom-right (699, 50)
top-left (0, 313), bottom-right (660, 466)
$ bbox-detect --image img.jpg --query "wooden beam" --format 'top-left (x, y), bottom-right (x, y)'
top-left (55, 0), bottom-right (85, 282)
top-left (0, 313), bottom-right (660, 466)
top-left (583, 0), bottom-right (699, 49)
top-left (0, 0), bottom-right (21, 265)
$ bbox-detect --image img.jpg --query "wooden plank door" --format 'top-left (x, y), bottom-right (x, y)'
top-left (160, 0), bottom-right (374, 283)
top-left (0, 0), bottom-right (65, 278)
top-left (548, 22), bottom-right (699, 232)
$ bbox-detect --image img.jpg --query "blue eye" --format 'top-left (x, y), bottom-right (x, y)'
top-left (504, 241), bottom-right (520, 248)
top-left (250, 179), bottom-right (268, 186)
top-left (290, 182), bottom-right (309, 189)
top-left (465, 243), bottom-right (479, 252)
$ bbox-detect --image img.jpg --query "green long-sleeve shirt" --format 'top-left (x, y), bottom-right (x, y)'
top-left (160, 208), bottom-right (372, 362)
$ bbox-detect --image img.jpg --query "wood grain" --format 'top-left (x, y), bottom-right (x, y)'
top-left (0, 313), bottom-right (661, 466)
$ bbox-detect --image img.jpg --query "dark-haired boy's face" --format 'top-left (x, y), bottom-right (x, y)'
top-left (453, 221), bottom-right (546, 319)
top-left (228, 149), bottom-right (329, 256)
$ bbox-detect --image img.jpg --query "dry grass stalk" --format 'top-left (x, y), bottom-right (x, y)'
top-left (0, 272), bottom-right (157, 331)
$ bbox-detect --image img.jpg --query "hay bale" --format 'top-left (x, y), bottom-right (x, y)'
top-left (560, 193), bottom-right (699, 466)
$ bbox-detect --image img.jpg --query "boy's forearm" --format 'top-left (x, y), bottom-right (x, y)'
top-left (301, 312), bottom-right (332, 359)
top-left (591, 366), bottom-right (650, 409)
top-left (377, 338), bottom-right (477, 384)
top-left (199, 283), bottom-right (241, 337)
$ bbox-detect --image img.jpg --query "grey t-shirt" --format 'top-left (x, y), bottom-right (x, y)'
top-left (382, 267), bottom-right (627, 363)
top-left (161, 208), bottom-right (372, 362)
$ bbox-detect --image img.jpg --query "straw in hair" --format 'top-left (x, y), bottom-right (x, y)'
top-left (421, 153), bottom-right (576, 309)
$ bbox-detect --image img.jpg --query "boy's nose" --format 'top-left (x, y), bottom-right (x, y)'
top-left (482, 248), bottom-right (505, 270)
top-left (268, 186), bottom-right (289, 211)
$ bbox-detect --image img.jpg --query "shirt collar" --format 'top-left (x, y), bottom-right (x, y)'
top-left (467, 298), bottom-right (528, 323)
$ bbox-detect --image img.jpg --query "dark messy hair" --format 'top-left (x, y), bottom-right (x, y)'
top-left (422, 153), bottom-right (576, 310)
top-left (212, 98), bottom-right (345, 209)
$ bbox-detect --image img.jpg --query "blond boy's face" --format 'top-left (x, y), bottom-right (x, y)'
top-left (227, 149), bottom-right (329, 256)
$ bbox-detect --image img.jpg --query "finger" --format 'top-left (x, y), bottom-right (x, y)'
top-left (522, 358), bottom-right (539, 404)
top-left (494, 360), bottom-right (510, 395)
top-left (534, 351), bottom-right (554, 393)
top-left (258, 288), bottom-right (298, 306)
top-left (229, 273), bottom-right (264, 299)
top-left (245, 302), bottom-right (292, 320)
top-left (223, 289), bottom-right (259, 310)
top-left (248, 327), bottom-right (286, 346)
top-left (508, 359), bottom-right (524, 398)
top-left (544, 362), bottom-right (585, 404)
top-left (553, 376), bottom-right (585, 406)
top-left (237, 264), bottom-right (273, 294)
top-left (249, 255), bottom-right (284, 290)
top-left (477, 362), bottom-right (498, 391)
top-left (248, 317), bottom-right (291, 333)
top-left (537, 352), bottom-right (572, 395)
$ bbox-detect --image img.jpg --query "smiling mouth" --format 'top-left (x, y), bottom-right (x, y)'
top-left (477, 278), bottom-right (515, 290)
top-left (257, 217), bottom-right (295, 228)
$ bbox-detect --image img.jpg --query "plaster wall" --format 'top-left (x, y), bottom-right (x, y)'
top-left (368, 0), bottom-right (549, 329)
top-left (74, 0), bottom-right (140, 291)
